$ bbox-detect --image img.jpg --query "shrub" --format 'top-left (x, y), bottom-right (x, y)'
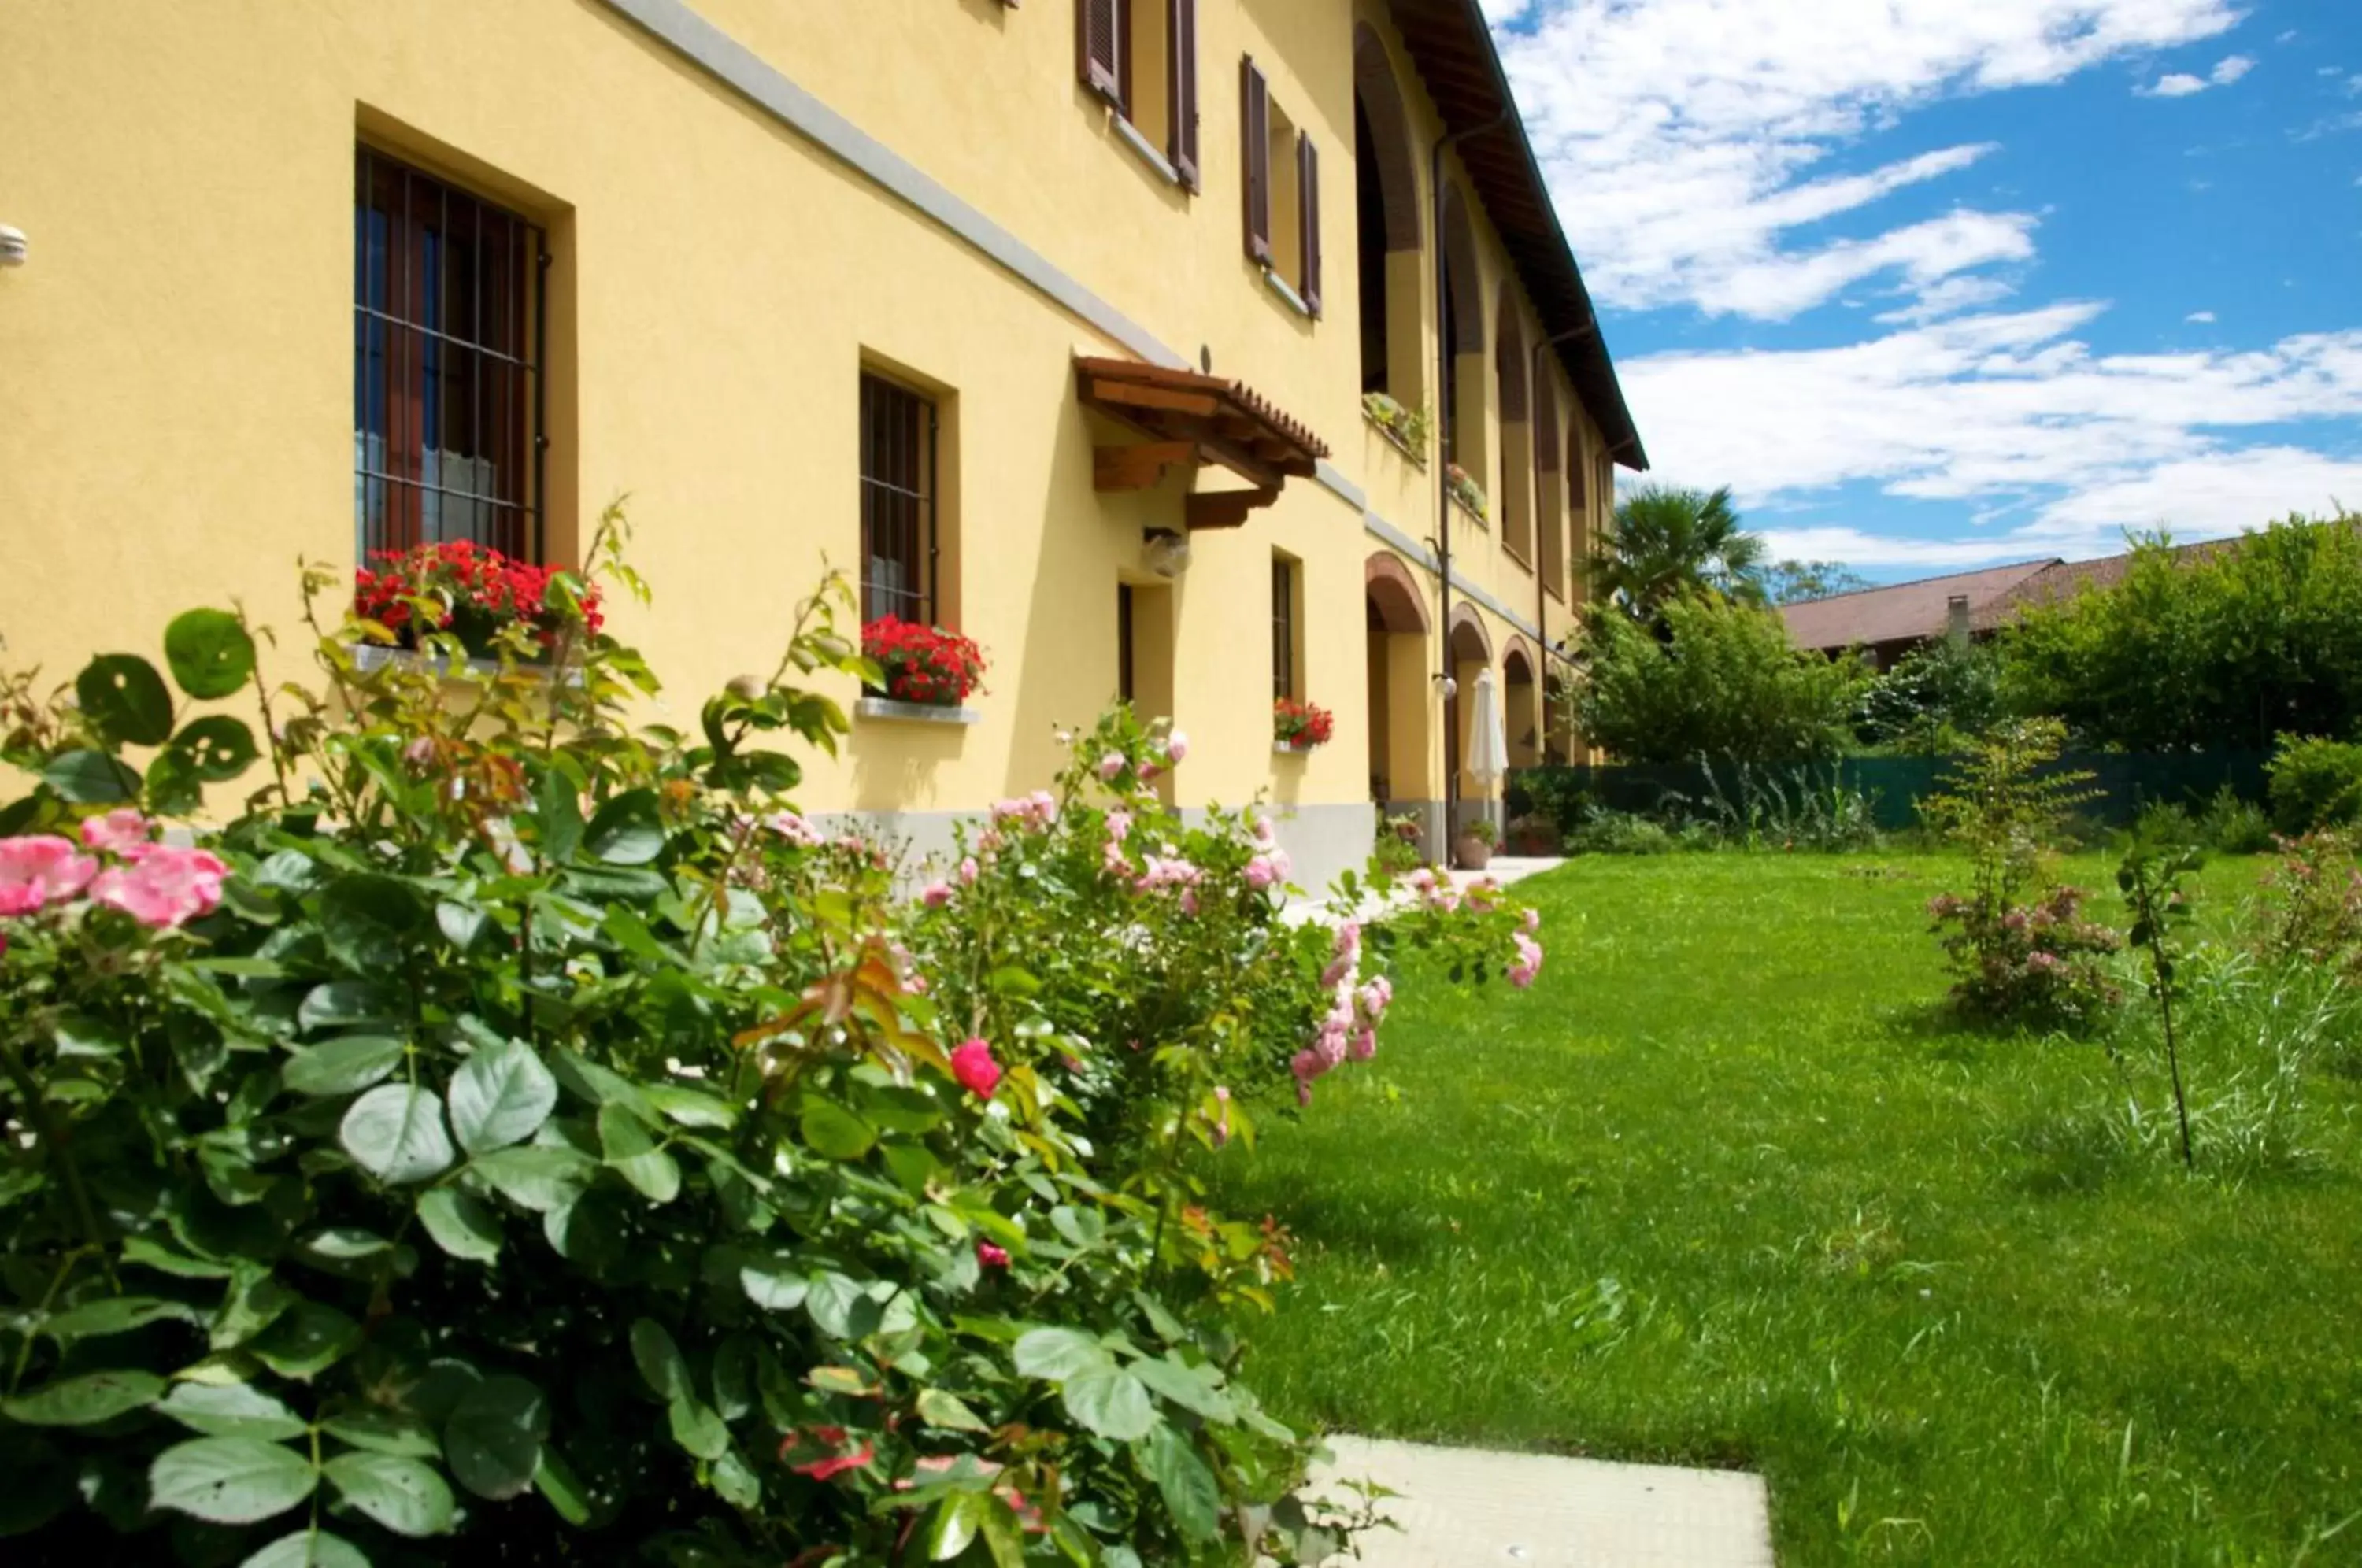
top-left (1564, 808), bottom-right (1675, 856)
top-left (1272, 698), bottom-right (1335, 750)
top-left (1855, 638), bottom-right (2002, 755)
top-left (2265, 735), bottom-right (2362, 835)
top-left (2253, 828), bottom-right (2362, 979)
top-left (0, 517), bottom-right (1539, 1565)
top-left (1373, 812), bottom-right (1425, 876)
top-left (1568, 593), bottom-right (1871, 764)
top-left (1923, 719), bottom-right (2123, 1026)
top-left (2197, 787), bottom-right (2276, 855)
top-left (1995, 513), bottom-right (2362, 752)
top-left (861, 616), bottom-right (987, 707)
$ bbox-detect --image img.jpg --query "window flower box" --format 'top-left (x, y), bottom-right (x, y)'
top-left (862, 616), bottom-right (987, 709)
top-left (1273, 697), bottom-right (1335, 752)
top-left (1446, 463), bottom-right (1489, 523)
top-left (1361, 391), bottom-right (1431, 468)
top-left (354, 540), bottom-right (601, 662)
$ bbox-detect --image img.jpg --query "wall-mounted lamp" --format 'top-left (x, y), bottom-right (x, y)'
top-left (1435, 673), bottom-right (1459, 701)
top-left (0, 226), bottom-right (27, 268)
top-left (1142, 528), bottom-right (1191, 579)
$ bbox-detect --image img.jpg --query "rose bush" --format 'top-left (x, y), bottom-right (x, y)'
top-left (0, 509), bottom-right (1539, 1566)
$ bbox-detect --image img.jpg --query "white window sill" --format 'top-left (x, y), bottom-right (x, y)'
top-left (1450, 494), bottom-right (1489, 527)
top-left (353, 643), bottom-right (583, 686)
top-left (1109, 113), bottom-right (1183, 188)
top-left (857, 696), bottom-right (983, 727)
top-left (1273, 740), bottom-right (1320, 756)
top-left (1263, 268), bottom-right (1313, 317)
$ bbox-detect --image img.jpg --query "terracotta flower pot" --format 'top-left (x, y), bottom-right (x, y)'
top-left (1452, 834), bottom-right (1493, 871)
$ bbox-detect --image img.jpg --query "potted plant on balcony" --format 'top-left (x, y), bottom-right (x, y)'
top-left (1273, 697), bottom-right (1335, 753)
top-left (861, 616), bottom-right (987, 708)
top-left (1453, 814), bottom-right (1501, 871)
top-left (1445, 463), bottom-right (1489, 521)
top-left (1361, 391), bottom-right (1434, 465)
top-left (354, 539), bottom-right (601, 662)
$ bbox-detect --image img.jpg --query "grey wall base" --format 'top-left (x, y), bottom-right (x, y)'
top-left (817, 801), bottom-right (1377, 900)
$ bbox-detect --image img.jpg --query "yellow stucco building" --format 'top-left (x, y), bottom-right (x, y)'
top-left (0, 0), bottom-right (1645, 884)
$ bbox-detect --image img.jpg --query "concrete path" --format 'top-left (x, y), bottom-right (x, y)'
top-left (1283, 855), bottom-right (1568, 927)
top-left (1305, 1436), bottom-right (1775, 1567)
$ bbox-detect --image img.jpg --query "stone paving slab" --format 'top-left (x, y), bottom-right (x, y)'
top-left (1305, 1436), bottom-right (1775, 1567)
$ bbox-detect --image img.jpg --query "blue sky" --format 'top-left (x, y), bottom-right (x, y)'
top-left (1481, 0), bottom-right (2362, 580)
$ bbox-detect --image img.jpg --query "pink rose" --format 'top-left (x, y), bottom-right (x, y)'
top-left (1139, 762), bottom-right (1161, 783)
top-left (1244, 855), bottom-right (1283, 891)
top-left (921, 880), bottom-right (952, 908)
top-left (1164, 730), bottom-right (1189, 764)
top-left (0, 835), bottom-right (100, 915)
top-left (1522, 908), bottom-right (1541, 934)
top-left (1349, 1028), bottom-right (1377, 1062)
top-left (957, 856), bottom-right (979, 886)
top-left (976, 1240), bottom-right (1011, 1268)
top-left (950, 1037), bottom-right (1002, 1098)
top-left (1099, 754), bottom-right (1124, 782)
top-left (80, 809), bottom-right (155, 854)
top-left (91, 844), bottom-right (229, 930)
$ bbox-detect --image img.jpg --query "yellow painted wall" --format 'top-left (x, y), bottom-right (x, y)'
top-left (0, 0), bottom-right (1631, 841)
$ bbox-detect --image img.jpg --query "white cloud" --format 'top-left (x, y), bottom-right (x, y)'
top-left (1490, 0), bottom-right (2243, 319)
top-left (2141, 53), bottom-right (2256, 95)
top-left (2186, 309), bottom-right (2217, 323)
top-left (1621, 307), bottom-right (2362, 563)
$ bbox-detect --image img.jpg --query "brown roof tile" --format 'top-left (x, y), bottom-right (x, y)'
top-left (1780, 560), bottom-right (2059, 652)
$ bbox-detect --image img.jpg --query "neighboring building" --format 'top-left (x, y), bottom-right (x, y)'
top-left (0, 0), bottom-right (1645, 882)
top-left (1783, 542), bottom-right (2239, 668)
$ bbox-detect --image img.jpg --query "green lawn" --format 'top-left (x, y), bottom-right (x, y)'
top-left (1216, 852), bottom-right (2362, 1565)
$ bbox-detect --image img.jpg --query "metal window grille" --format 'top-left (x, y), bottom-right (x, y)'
top-left (1272, 557), bottom-right (1296, 701)
top-left (859, 374), bottom-right (938, 626)
top-left (354, 146), bottom-right (546, 564)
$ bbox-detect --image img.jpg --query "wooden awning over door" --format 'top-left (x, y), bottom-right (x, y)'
top-left (1075, 357), bottom-right (1331, 531)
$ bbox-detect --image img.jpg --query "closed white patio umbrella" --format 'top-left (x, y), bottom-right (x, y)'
top-left (1468, 665), bottom-right (1509, 801)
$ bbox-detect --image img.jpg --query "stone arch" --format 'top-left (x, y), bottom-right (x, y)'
top-left (1502, 636), bottom-right (1538, 684)
top-left (1364, 551), bottom-right (1431, 634)
top-left (1503, 637), bottom-right (1542, 767)
top-left (1439, 183), bottom-right (1486, 472)
top-left (1352, 25), bottom-right (1421, 253)
top-left (1447, 601), bottom-right (1492, 666)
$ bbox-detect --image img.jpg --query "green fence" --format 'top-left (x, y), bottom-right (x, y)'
top-left (1507, 753), bottom-right (2272, 834)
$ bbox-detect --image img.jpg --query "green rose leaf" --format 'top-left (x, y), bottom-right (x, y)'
top-left (157, 1381), bottom-right (308, 1441)
top-left (668, 1396), bottom-right (729, 1461)
top-left (535, 765), bottom-right (585, 866)
top-left (163, 608), bottom-right (257, 700)
top-left (168, 713), bottom-right (260, 782)
top-left (148, 1436), bottom-right (317, 1525)
top-left (250, 1303), bottom-right (362, 1381)
top-left (628, 1318), bottom-right (694, 1405)
top-left (915, 1388), bottom-right (990, 1433)
top-left (448, 1041), bottom-right (557, 1155)
top-left (320, 1408), bottom-right (440, 1458)
top-left (340, 1084), bottom-right (454, 1185)
top-left (927, 1492), bottom-right (988, 1561)
top-left (283, 1035), bottom-right (405, 1098)
top-left (76, 653), bottom-right (175, 746)
top-left (1127, 1355), bottom-right (1236, 1423)
top-left (798, 1097), bottom-right (877, 1162)
top-left (598, 1101), bottom-right (680, 1203)
top-left (805, 1273), bottom-right (884, 1342)
top-left (713, 1446), bottom-right (762, 1510)
top-left (1061, 1366), bottom-right (1157, 1441)
top-left (45, 1295), bottom-right (201, 1341)
top-left (584, 789), bottom-right (665, 866)
top-left (0, 1369), bottom-right (167, 1427)
top-left (298, 981), bottom-right (398, 1034)
top-left (417, 1187), bottom-right (502, 1263)
top-left (739, 1257), bottom-right (809, 1312)
top-left (1012, 1327), bottom-right (1112, 1381)
top-left (237, 1529), bottom-right (370, 1568)
top-left (43, 749), bottom-right (140, 805)
top-left (469, 1145), bottom-right (595, 1213)
top-left (445, 1374), bottom-right (549, 1502)
top-left (323, 1451), bottom-right (456, 1537)
top-left (318, 875), bottom-right (428, 973)
top-left (1140, 1424), bottom-right (1221, 1543)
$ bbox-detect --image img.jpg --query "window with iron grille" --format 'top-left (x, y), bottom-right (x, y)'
top-left (1272, 556), bottom-right (1298, 701)
top-left (354, 147), bottom-right (545, 564)
top-left (860, 373), bottom-right (939, 626)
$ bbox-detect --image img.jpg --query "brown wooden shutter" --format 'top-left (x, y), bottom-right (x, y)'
top-left (1241, 57), bottom-right (1271, 264)
top-left (1298, 132), bottom-right (1322, 316)
top-left (1077, 0), bottom-right (1120, 103)
top-left (1168, 0), bottom-right (1200, 191)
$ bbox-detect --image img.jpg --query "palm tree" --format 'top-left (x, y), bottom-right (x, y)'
top-left (1591, 483), bottom-right (1768, 621)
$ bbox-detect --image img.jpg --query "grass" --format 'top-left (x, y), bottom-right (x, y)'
top-left (1216, 852), bottom-right (2362, 1564)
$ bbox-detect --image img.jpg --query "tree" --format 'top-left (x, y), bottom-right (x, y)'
top-left (1762, 558), bottom-right (1873, 605)
top-left (1591, 483), bottom-right (1768, 621)
top-left (1857, 637), bottom-right (2005, 754)
top-left (1568, 592), bottom-right (1871, 764)
top-left (1997, 515), bottom-right (2362, 751)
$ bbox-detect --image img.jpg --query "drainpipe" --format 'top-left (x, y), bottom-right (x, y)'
top-left (1431, 110), bottom-right (1509, 846)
